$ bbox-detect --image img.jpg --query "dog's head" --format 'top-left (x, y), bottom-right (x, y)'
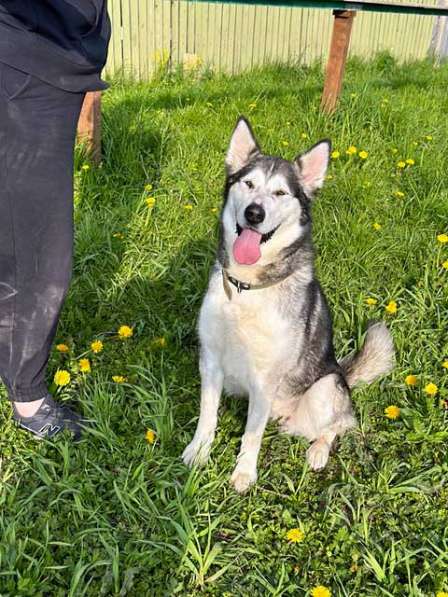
top-left (220, 117), bottom-right (330, 269)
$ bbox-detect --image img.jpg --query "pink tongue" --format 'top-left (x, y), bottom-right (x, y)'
top-left (233, 228), bottom-right (262, 265)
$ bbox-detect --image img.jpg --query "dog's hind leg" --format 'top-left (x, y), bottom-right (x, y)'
top-left (282, 373), bottom-right (356, 471)
top-left (230, 388), bottom-right (271, 493)
top-left (182, 349), bottom-right (224, 467)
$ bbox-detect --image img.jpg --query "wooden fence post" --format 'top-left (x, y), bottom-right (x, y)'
top-left (77, 91), bottom-right (102, 164)
top-left (321, 10), bottom-right (356, 114)
top-left (429, 0), bottom-right (448, 63)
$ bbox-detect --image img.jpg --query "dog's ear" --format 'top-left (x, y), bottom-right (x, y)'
top-left (226, 117), bottom-right (260, 174)
top-left (295, 140), bottom-right (331, 198)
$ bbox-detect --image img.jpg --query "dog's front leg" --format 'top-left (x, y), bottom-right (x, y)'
top-left (182, 349), bottom-right (223, 467)
top-left (230, 388), bottom-right (271, 493)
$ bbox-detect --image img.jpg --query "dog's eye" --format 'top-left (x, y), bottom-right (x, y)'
top-left (274, 189), bottom-right (287, 197)
top-left (244, 180), bottom-right (254, 189)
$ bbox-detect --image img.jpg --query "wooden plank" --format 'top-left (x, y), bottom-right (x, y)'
top-left (218, 4), bottom-right (230, 71)
top-left (231, 3), bottom-right (242, 72)
top-left (206, 3), bottom-right (218, 69)
top-left (120, 0), bottom-right (134, 77)
top-left (194, 2), bottom-right (208, 69)
top-left (218, 3), bottom-right (225, 70)
top-left (147, 0), bottom-right (157, 76)
top-left (138, 0), bottom-right (149, 80)
top-left (104, 0), bottom-right (122, 77)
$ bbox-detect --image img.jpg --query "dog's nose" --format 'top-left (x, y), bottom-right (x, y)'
top-left (244, 203), bottom-right (265, 225)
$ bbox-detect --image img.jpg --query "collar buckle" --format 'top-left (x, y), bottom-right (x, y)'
top-left (228, 274), bottom-right (251, 293)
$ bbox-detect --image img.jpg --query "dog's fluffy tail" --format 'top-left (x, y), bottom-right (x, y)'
top-left (339, 322), bottom-right (395, 389)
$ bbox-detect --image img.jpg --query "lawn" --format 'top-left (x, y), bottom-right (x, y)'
top-left (1, 55), bottom-right (448, 596)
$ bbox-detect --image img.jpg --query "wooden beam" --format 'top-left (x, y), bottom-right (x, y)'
top-left (77, 91), bottom-right (102, 164)
top-left (321, 10), bottom-right (356, 114)
top-left (190, 0), bottom-right (448, 18)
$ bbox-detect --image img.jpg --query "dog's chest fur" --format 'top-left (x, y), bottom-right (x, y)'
top-left (199, 268), bottom-right (301, 396)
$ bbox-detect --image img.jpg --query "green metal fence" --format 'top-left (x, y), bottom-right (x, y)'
top-left (105, 0), bottom-right (442, 80)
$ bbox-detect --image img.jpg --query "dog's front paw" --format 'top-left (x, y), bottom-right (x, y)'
top-left (230, 465), bottom-right (257, 493)
top-left (182, 436), bottom-right (213, 467)
top-left (306, 439), bottom-right (330, 471)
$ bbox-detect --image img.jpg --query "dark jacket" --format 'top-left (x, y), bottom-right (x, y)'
top-left (0, 1), bottom-right (110, 92)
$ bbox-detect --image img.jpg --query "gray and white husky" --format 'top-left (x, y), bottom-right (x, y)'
top-left (182, 117), bottom-right (395, 493)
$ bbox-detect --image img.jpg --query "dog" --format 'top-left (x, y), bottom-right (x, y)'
top-left (182, 117), bottom-right (395, 493)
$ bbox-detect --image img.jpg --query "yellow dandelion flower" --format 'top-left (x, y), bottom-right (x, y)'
top-left (385, 405), bottom-right (400, 420)
top-left (441, 360), bottom-right (448, 369)
top-left (358, 150), bottom-right (368, 160)
top-left (331, 150), bottom-right (340, 160)
top-left (405, 374), bottom-right (418, 386)
top-left (385, 300), bottom-right (397, 314)
top-left (437, 233), bottom-right (448, 244)
top-left (346, 145), bottom-right (357, 155)
top-left (406, 158), bottom-right (415, 166)
top-left (54, 369), bottom-right (71, 386)
top-left (425, 135), bottom-right (433, 141)
top-left (144, 184), bottom-right (153, 192)
top-left (424, 382), bottom-right (438, 396)
top-left (311, 586), bottom-right (331, 597)
top-left (145, 429), bottom-right (156, 444)
top-left (373, 222), bottom-right (382, 231)
top-left (112, 375), bottom-right (127, 384)
top-left (183, 204), bottom-right (193, 210)
top-left (211, 207), bottom-right (218, 214)
top-left (397, 161), bottom-right (406, 169)
top-left (118, 325), bottom-right (133, 339)
top-left (286, 528), bottom-right (305, 543)
top-left (393, 191), bottom-right (405, 198)
top-left (301, 133), bottom-right (308, 139)
top-left (281, 140), bottom-right (289, 147)
top-left (145, 196), bottom-right (156, 208)
top-left (56, 343), bottom-right (70, 353)
top-left (442, 260), bottom-right (448, 270)
top-left (366, 297), bottom-right (378, 306)
top-left (79, 358), bottom-right (91, 373)
top-left (436, 591), bottom-right (448, 597)
top-left (91, 340), bottom-right (103, 354)
top-left (81, 164), bottom-right (90, 171)
top-left (152, 336), bottom-right (167, 349)
top-left (325, 174), bottom-right (334, 180)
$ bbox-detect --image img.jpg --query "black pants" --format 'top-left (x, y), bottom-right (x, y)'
top-left (0, 62), bottom-right (84, 402)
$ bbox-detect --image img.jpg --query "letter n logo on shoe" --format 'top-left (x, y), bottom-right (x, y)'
top-left (38, 423), bottom-right (61, 437)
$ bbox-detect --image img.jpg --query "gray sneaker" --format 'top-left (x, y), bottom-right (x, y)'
top-left (13, 395), bottom-right (84, 440)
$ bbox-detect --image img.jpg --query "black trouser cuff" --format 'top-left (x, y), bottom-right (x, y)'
top-left (6, 383), bottom-right (48, 402)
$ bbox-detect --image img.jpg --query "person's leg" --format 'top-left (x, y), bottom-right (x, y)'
top-left (0, 62), bottom-right (85, 437)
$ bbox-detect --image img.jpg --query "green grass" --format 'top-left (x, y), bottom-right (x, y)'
top-left (1, 54), bottom-right (448, 596)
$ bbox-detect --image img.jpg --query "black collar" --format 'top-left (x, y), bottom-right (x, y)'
top-left (222, 269), bottom-right (292, 300)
